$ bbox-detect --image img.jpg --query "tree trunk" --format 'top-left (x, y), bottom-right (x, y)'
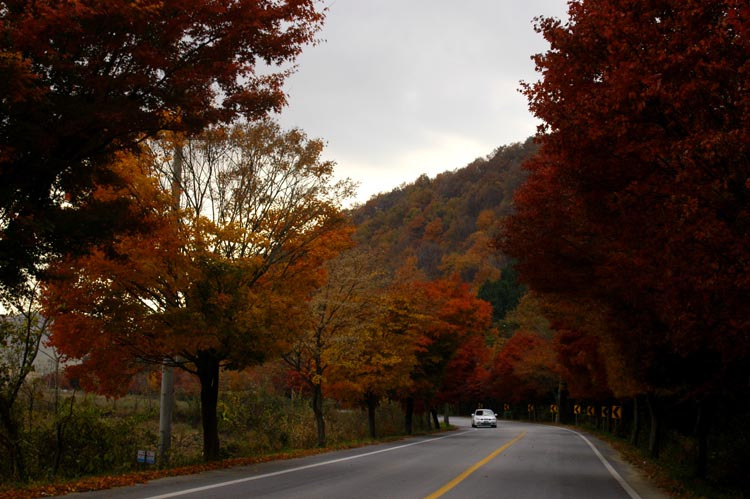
top-left (312, 383), bottom-right (326, 447)
top-left (197, 352), bottom-right (221, 461)
top-left (430, 407), bottom-right (440, 430)
top-left (647, 393), bottom-right (661, 459)
top-left (27, 388), bottom-right (34, 433)
top-left (158, 364), bottom-right (174, 466)
top-left (0, 403), bottom-right (26, 481)
top-left (404, 397), bottom-right (414, 435)
top-left (365, 391), bottom-right (378, 439)
top-left (53, 394), bottom-right (75, 477)
top-left (443, 403), bottom-right (450, 426)
top-left (630, 395), bottom-right (641, 446)
top-left (694, 400), bottom-right (712, 479)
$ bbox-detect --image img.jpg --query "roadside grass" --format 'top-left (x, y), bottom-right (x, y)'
top-left (0, 390), bottom-right (453, 499)
top-left (1, 426), bottom-right (453, 499)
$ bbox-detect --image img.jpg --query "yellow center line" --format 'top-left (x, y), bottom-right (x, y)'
top-left (424, 431), bottom-right (526, 499)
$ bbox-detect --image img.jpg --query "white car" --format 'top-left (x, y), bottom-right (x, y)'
top-left (471, 408), bottom-right (497, 428)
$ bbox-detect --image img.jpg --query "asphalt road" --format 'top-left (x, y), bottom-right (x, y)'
top-left (60, 418), bottom-right (667, 499)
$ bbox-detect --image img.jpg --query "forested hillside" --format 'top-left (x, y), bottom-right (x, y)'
top-left (352, 138), bottom-right (536, 288)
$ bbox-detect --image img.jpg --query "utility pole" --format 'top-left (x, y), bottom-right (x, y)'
top-left (158, 365), bottom-right (174, 465)
top-left (158, 144), bottom-right (182, 465)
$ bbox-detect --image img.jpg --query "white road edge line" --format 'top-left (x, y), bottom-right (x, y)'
top-left (142, 431), bottom-right (467, 499)
top-left (560, 427), bottom-right (642, 499)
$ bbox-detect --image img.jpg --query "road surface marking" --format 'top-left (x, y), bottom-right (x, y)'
top-left (142, 431), bottom-right (467, 499)
top-left (561, 428), bottom-right (643, 499)
top-left (424, 431), bottom-right (526, 499)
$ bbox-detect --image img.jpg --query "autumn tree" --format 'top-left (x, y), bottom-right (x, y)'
top-left (489, 330), bottom-right (558, 406)
top-left (0, 0), bottom-right (325, 292)
top-left (44, 121), bottom-right (353, 460)
top-left (501, 292), bottom-right (554, 341)
top-left (281, 244), bottom-right (400, 448)
top-left (504, 0), bottom-right (750, 474)
top-left (403, 278), bottom-right (493, 432)
top-left (435, 333), bottom-right (492, 412)
top-left (552, 328), bottom-right (612, 403)
top-left (326, 282), bottom-right (422, 439)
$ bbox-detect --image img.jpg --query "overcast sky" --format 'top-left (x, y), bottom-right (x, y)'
top-left (273, 0), bottom-right (570, 204)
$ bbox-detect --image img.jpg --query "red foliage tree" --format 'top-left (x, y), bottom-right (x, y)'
top-left (553, 329), bottom-right (610, 401)
top-left (489, 331), bottom-right (559, 404)
top-left (404, 277), bottom-right (493, 430)
top-left (0, 0), bottom-right (324, 289)
top-left (503, 0), bottom-right (750, 470)
top-left (436, 333), bottom-right (492, 408)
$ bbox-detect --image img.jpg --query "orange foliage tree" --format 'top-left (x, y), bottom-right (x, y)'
top-left (43, 121), bottom-right (353, 460)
